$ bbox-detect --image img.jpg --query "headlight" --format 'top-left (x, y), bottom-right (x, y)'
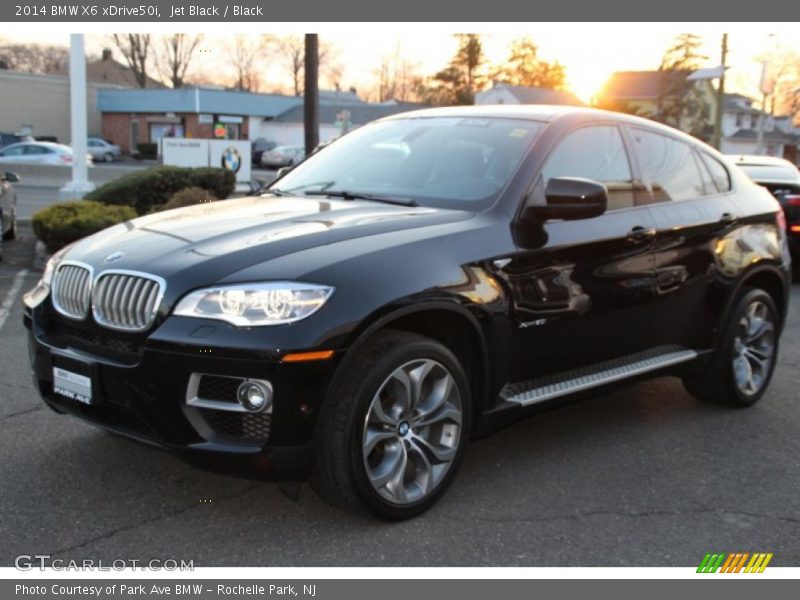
top-left (23, 243), bottom-right (73, 309)
top-left (173, 282), bottom-right (334, 326)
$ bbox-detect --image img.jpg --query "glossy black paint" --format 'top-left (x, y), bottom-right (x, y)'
top-left (24, 106), bottom-right (791, 480)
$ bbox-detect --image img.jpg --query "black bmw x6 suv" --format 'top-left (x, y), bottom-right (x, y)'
top-left (24, 106), bottom-right (790, 519)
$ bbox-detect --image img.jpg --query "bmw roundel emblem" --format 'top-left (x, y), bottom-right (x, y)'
top-left (221, 147), bottom-right (242, 173)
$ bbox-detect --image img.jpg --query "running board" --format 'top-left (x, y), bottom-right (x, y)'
top-left (501, 346), bottom-right (698, 407)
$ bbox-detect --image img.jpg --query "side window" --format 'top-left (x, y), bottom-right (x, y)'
top-left (542, 125), bottom-right (635, 211)
top-left (698, 152), bottom-right (731, 193)
top-left (24, 145), bottom-right (47, 155)
top-left (2, 146), bottom-right (25, 156)
top-left (631, 128), bottom-right (706, 202)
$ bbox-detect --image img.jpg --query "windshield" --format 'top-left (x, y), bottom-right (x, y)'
top-left (739, 163), bottom-right (800, 183)
top-left (270, 116), bottom-right (543, 210)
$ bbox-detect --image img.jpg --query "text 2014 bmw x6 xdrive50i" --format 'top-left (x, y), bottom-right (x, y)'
top-left (24, 106), bottom-right (790, 519)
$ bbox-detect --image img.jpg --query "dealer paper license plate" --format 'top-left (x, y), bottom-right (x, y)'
top-left (52, 367), bottom-right (93, 405)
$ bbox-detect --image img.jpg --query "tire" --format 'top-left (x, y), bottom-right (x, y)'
top-left (683, 288), bottom-right (780, 407)
top-left (2, 209), bottom-right (16, 241)
top-left (312, 330), bottom-right (471, 520)
top-left (103, 152), bottom-right (114, 163)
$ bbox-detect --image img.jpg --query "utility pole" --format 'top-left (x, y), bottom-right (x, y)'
top-left (712, 33), bottom-right (728, 151)
top-left (303, 34), bottom-right (319, 156)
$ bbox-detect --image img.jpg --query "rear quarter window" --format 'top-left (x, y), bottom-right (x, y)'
top-left (631, 128), bottom-right (706, 202)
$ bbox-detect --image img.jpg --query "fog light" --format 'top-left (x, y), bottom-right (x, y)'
top-left (237, 381), bottom-right (272, 412)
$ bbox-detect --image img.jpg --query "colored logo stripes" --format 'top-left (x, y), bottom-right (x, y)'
top-left (697, 552), bottom-right (773, 573)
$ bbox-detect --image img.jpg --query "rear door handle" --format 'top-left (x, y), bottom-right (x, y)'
top-left (627, 225), bottom-right (656, 243)
top-left (720, 212), bottom-right (737, 225)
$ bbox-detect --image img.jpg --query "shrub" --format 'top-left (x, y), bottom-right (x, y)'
top-left (85, 166), bottom-right (235, 215)
top-left (32, 201), bottom-right (136, 253)
top-left (162, 186), bottom-right (216, 211)
top-left (136, 142), bottom-right (158, 159)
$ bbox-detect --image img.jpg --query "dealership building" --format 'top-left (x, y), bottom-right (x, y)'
top-left (97, 87), bottom-right (421, 153)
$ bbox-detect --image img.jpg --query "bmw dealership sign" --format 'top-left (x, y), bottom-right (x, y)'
top-left (162, 138), bottom-right (251, 183)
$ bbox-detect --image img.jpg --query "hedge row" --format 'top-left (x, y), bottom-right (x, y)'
top-left (32, 201), bottom-right (136, 253)
top-left (84, 166), bottom-right (235, 215)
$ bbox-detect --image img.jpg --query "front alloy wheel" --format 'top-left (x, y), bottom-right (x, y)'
top-left (313, 330), bottom-right (471, 519)
top-left (362, 359), bottom-right (463, 505)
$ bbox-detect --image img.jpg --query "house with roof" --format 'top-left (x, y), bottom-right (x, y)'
top-left (54, 48), bottom-right (163, 89)
top-left (474, 82), bottom-right (584, 106)
top-left (97, 87), bottom-right (423, 153)
top-left (598, 70), bottom-right (717, 139)
top-left (720, 93), bottom-right (799, 161)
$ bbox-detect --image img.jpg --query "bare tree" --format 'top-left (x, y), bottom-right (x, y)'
top-left (0, 41), bottom-right (68, 74)
top-left (111, 34), bottom-right (152, 88)
top-left (156, 34), bottom-right (203, 88)
top-left (225, 34), bottom-right (271, 92)
top-left (374, 44), bottom-right (423, 102)
top-left (274, 35), bottom-right (341, 96)
top-left (761, 49), bottom-right (800, 124)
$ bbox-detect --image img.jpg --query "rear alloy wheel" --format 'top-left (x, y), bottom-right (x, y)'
top-left (683, 288), bottom-right (779, 407)
top-left (312, 330), bottom-right (470, 519)
top-left (103, 152), bottom-right (114, 163)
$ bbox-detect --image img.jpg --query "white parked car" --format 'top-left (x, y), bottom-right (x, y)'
top-left (0, 142), bottom-right (92, 166)
top-left (260, 145), bottom-right (305, 168)
top-left (87, 137), bottom-right (122, 162)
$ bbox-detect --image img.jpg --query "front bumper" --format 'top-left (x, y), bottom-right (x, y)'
top-left (24, 302), bottom-right (340, 481)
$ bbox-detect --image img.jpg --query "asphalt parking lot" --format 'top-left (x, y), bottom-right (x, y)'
top-left (1, 226), bottom-right (799, 567)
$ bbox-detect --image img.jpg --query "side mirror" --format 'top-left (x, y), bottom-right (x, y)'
top-left (2, 172), bottom-right (20, 184)
top-left (275, 165), bottom-right (294, 180)
top-left (524, 177), bottom-right (607, 221)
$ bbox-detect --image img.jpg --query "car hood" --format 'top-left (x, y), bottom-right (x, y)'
top-left (65, 194), bottom-right (473, 285)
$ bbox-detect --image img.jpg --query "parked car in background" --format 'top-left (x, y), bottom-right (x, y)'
top-left (0, 132), bottom-right (34, 149)
top-left (24, 106), bottom-right (790, 519)
top-left (251, 138), bottom-right (277, 166)
top-left (86, 138), bottom-right (121, 163)
top-left (0, 171), bottom-right (20, 261)
top-left (0, 142), bottom-right (91, 166)
top-left (728, 154), bottom-right (800, 271)
top-left (260, 145), bottom-right (305, 168)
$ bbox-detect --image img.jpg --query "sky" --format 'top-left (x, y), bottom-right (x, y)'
top-left (1, 24), bottom-right (798, 104)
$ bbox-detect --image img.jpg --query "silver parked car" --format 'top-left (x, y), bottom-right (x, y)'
top-left (86, 138), bottom-right (122, 162)
top-left (260, 145), bottom-right (305, 168)
top-left (0, 141), bottom-right (91, 166)
top-left (0, 171), bottom-right (20, 261)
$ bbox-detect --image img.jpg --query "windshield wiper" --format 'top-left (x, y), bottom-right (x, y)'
top-left (264, 188), bottom-right (292, 196)
top-left (304, 190), bottom-right (418, 207)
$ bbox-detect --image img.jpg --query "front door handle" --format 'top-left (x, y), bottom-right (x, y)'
top-left (627, 225), bottom-right (656, 243)
top-left (720, 212), bottom-right (737, 225)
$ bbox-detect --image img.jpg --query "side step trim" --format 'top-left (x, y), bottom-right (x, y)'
top-left (501, 346), bottom-right (698, 407)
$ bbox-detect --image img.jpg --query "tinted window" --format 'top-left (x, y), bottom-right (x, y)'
top-left (542, 125), bottom-right (634, 211)
top-left (632, 129), bottom-right (705, 202)
top-left (273, 117), bottom-right (543, 210)
top-left (738, 163), bottom-right (800, 183)
top-left (24, 145), bottom-right (49, 155)
top-left (698, 153), bottom-right (731, 192)
top-left (0, 145), bottom-right (24, 156)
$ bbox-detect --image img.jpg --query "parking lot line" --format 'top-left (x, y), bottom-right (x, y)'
top-left (0, 269), bottom-right (29, 333)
